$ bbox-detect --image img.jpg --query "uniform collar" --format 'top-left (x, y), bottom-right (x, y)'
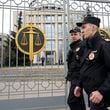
top-left (86, 32), bottom-right (101, 49)
top-left (70, 39), bottom-right (81, 49)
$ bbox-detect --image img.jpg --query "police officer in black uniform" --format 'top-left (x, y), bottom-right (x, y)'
top-left (66, 27), bottom-right (86, 110)
top-left (74, 16), bottom-right (110, 110)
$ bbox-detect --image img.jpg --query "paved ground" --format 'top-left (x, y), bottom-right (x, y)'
top-left (40, 107), bottom-right (90, 110)
top-left (1, 66), bottom-right (109, 110)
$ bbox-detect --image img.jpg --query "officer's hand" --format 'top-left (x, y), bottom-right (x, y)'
top-left (74, 86), bottom-right (81, 97)
top-left (89, 91), bottom-right (103, 104)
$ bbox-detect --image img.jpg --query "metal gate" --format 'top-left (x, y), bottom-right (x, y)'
top-left (68, 0), bottom-right (110, 32)
top-left (0, 0), bottom-right (110, 110)
top-left (0, 0), bottom-right (68, 110)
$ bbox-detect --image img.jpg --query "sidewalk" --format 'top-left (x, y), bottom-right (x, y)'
top-left (36, 106), bottom-right (90, 110)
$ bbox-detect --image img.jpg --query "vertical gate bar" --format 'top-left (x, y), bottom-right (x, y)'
top-left (23, 50), bottom-right (25, 66)
top-left (101, 3), bottom-right (105, 28)
top-left (63, 0), bottom-right (68, 109)
top-left (50, 14), bottom-right (53, 67)
top-left (79, 1), bottom-right (82, 13)
top-left (39, 6), bottom-right (43, 66)
top-left (50, 14), bottom-right (53, 96)
top-left (8, 81), bottom-right (10, 99)
top-left (23, 1), bottom-right (26, 98)
top-left (16, 48), bottom-right (18, 66)
top-left (107, 4), bottom-right (110, 32)
top-left (22, 0), bottom-right (26, 67)
top-left (91, 2), bottom-right (93, 17)
top-left (67, 0), bottom-right (70, 32)
top-left (9, 0), bottom-right (12, 67)
top-left (1, 4), bottom-right (4, 67)
top-left (23, 80), bottom-right (26, 98)
top-left (16, 6), bottom-right (19, 67)
top-left (38, 80), bottom-right (40, 96)
top-left (90, 1), bottom-right (92, 15)
top-left (56, 9), bottom-right (58, 66)
top-left (7, 0), bottom-right (12, 99)
top-left (66, 0), bottom-right (70, 53)
top-left (23, 0), bottom-right (26, 67)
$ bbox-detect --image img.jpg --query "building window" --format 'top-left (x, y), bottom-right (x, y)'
top-left (36, 15), bottom-right (41, 21)
top-left (58, 40), bottom-right (63, 50)
top-left (29, 15), bottom-right (34, 21)
top-left (57, 24), bottom-right (62, 38)
top-left (58, 40), bottom-right (63, 64)
top-left (58, 15), bottom-right (62, 21)
top-left (44, 24), bottom-right (55, 39)
top-left (44, 15), bottom-right (55, 22)
top-left (46, 41), bottom-right (55, 50)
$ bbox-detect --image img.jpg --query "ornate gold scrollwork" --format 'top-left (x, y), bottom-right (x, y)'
top-left (99, 28), bottom-right (110, 41)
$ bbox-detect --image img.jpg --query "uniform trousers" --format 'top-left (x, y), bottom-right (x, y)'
top-left (67, 82), bottom-right (86, 110)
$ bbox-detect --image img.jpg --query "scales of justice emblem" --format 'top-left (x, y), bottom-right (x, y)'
top-left (15, 22), bottom-right (46, 61)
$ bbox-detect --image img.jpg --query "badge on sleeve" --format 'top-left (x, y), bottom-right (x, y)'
top-left (88, 52), bottom-right (95, 60)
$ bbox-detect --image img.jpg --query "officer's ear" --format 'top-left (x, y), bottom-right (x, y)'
top-left (92, 24), bottom-right (98, 31)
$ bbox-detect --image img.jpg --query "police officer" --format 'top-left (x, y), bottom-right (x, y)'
top-left (74, 16), bottom-right (110, 110)
top-left (66, 27), bottom-right (86, 110)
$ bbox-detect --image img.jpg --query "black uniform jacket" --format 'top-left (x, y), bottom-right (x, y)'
top-left (66, 40), bottom-right (84, 85)
top-left (79, 32), bottom-right (110, 106)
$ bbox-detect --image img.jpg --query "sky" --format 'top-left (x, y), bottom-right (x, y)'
top-left (0, 9), bottom-right (11, 34)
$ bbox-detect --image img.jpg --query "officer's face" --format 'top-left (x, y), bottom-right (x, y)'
top-left (70, 32), bottom-right (81, 42)
top-left (81, 23), bottom-right (94, 39)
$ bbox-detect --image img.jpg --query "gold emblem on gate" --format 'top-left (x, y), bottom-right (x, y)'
top-left (99, 28), bottom-right (110, 41)
top-left (15, 22), bottom-right (46, 61)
